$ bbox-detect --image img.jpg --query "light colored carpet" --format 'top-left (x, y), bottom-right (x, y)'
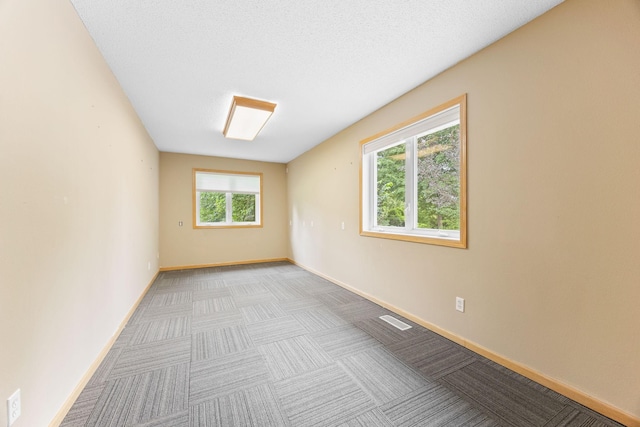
top-left (61, 262), bottom-right (623, 427)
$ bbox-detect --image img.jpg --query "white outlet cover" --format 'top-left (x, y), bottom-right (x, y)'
top-left (456, 297), bottom-right (465, 313)
top-left (7, 389), bottom-right (21, 426)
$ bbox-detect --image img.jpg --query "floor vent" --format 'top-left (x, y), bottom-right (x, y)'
top-left (379, 315), bottom-right (412, 331)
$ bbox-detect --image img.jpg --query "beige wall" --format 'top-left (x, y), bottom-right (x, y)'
top-left (0, 0), bottom-right (159, 425)
top-left (159, 153), bottom-right (288, 268)
top-left (287, 0), bottom-right (640, 420)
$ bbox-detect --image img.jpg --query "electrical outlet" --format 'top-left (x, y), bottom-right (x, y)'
top-left (341, 221), bottom-right (345, 230)
top-left (456, 297), bottom-right (465, 313)
top-left (7, 389), bottom-right (20, 426)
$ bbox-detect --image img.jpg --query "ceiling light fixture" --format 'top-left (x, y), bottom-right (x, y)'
top-left (223, 96), bottom-right (277, 141)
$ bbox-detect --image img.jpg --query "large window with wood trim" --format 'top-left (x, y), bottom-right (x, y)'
top-left (360, 94), bottom-right (467, 248)
top-left (193, 169), bottom-right (262, 228)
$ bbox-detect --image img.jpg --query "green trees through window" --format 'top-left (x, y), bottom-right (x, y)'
top-left (416, 125), bottom-right (460, 231)
top-left (193, 169), bottom-right (261, 228)
top-left (231, 194), bottom-right (256, 222)
top-left (199, 192), bottom-right (256, 223)
top-left (376, 144), bottom-right (406, 227)
top-left (376, 125), bottom-right (460, 231)
top-left (361, 94), bottom-right (466, 248)
top-left (199, 192), bottom-right (225, 223)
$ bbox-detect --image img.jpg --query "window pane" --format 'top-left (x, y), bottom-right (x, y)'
top-left (376, 143), bottom-right (406, 227)
top-left (199, 192), bottom-right (226, 223)
top-left (232, 193), bottom-right (256, 222)
top-left (416, 124), bottom-right (460, 230)
top-left (196, 172), bottom-right (260, 193)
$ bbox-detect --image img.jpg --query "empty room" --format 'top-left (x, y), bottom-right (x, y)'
top-left (1, 0), bottom-right (639, 426)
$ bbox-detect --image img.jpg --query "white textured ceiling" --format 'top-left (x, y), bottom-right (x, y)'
top-left (69, 0), bottom-right (563, 163)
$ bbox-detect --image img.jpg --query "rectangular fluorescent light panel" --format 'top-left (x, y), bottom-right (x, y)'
top-left (223, 96), bottom-right (276, 141)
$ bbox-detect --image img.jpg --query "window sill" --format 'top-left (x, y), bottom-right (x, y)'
top-left (194, 223), bottom-right (263, 229)
top-left (360, 229), bottom-right (466, 248)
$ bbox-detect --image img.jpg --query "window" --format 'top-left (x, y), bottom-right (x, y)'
top-left (193, 169), bottom-right (262, 228)
top-left (360, 95), bottom-right (467, 248)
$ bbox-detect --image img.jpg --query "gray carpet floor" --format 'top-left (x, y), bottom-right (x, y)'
top-left (61, 262), bottom-right (623, 426)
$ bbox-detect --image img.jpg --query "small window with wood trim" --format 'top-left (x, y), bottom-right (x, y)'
top-left (360, 94), bottom-right (467, 248)
top-left (193, 169), bottom-right (262, 228)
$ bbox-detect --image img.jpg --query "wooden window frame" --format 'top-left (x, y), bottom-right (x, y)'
top-left (359, 94), bottom-right (467, 248)
top-left (192, 168), bottom-right (263, 229)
